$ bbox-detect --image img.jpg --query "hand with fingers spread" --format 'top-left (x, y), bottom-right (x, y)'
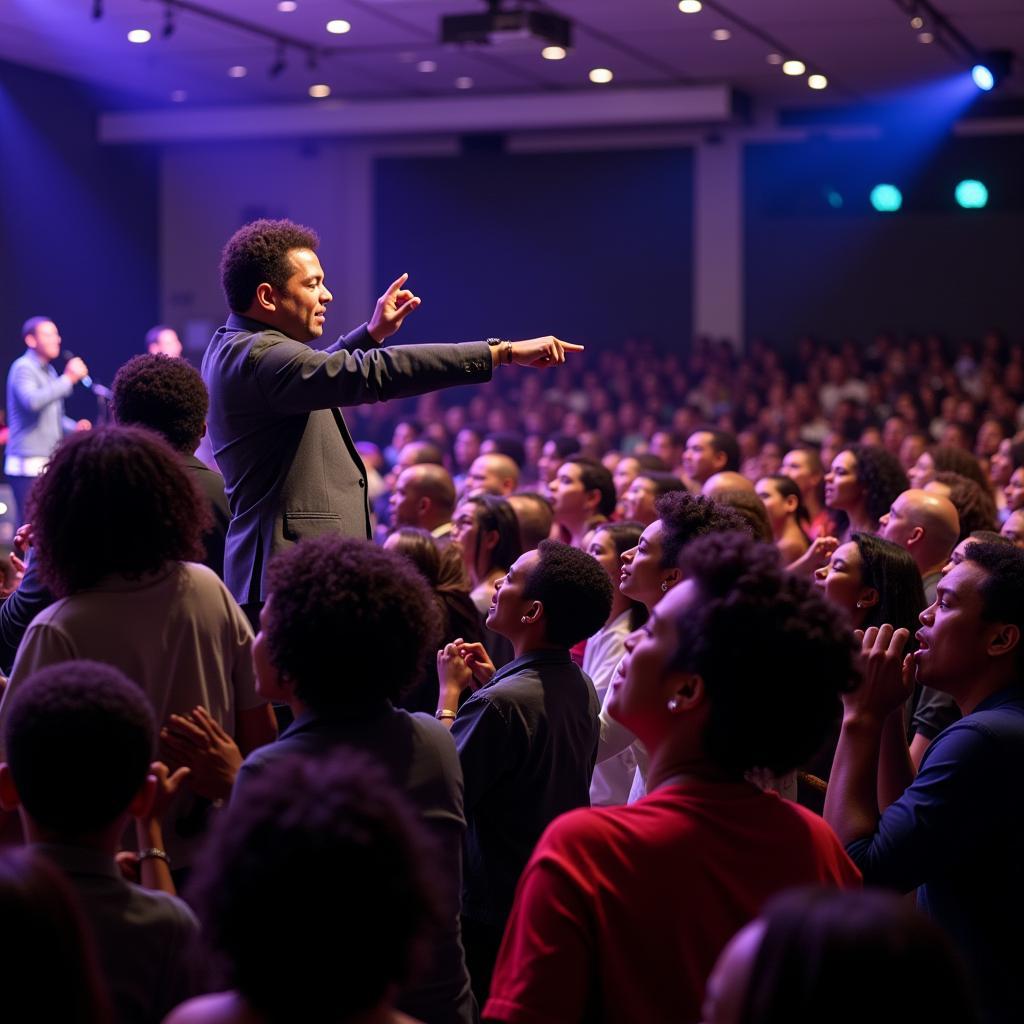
top-left (160, 706), bottom-right (242, 802)
top-left (453, 640), bottom-right (496, 690)
top-left (505, 336), bottom-right (584, 369)
top-left (368, 272), bottom-right (421, 343)
top-left (141, 760), bottom-right (192, 825)
top-left (845, 624), bottom-right (915, 721)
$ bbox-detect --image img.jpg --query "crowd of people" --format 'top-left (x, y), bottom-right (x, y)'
top-left (0, 218), bottom-right (1022, 1024)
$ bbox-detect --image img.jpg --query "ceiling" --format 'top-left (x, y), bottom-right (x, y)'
top-left (1, 0), bottom-right (1022, 112)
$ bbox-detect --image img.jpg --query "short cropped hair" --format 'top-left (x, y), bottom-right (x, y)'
top-left (112, 354), bottom-right (209, 454)
top-left (144, 324), bottom-right (175, 349)
top-left (523, 540), bottom-right (613, 647)
top-left (28, 426), bottom-right (210, 597)
top-left (219, 218), bottom-right (319, 313)
top-left (568, 457), bottom-right (617, 517)
top-left (187, 752), bottom-right (438, 1023)
top-left (708, 429), bottom-right (741, 472)
top-left (264, 536), bottom-right (441, 710)
top-left (4, 662), bottom-right (155, 836)
top-left (964, 541), bottom-right (1024, 676)
top-left (21, 316), bottom-right (52, 340)
top-left (655, 491), bottom-right (750, 569)
top-left (670, 532), bottom-right (859, 775)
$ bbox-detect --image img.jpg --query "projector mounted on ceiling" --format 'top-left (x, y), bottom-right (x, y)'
top-left (441, 1), bottom-right (572, 49)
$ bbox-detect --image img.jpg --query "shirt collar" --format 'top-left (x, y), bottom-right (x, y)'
top-left (225, 312), bottom-right (283, 335)
top-left (490, 648), bottom-right (572, 684)
top-left (973, 685), bottom-right (1024, 714)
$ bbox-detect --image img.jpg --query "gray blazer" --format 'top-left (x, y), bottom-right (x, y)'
top-left (202, 313), bottom-right (492, 604)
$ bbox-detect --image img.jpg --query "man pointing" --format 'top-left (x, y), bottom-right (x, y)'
top-left (202, 218), bottom-right (580, 621)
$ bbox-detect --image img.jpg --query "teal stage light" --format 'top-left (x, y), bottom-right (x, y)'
top-left (955, 179), bottom-right (988, 209)
top-left (870, 184), bottom-right (902, 213)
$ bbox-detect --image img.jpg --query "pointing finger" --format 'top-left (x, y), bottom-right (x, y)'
top-left (385, 272), bottom-right (409, 295)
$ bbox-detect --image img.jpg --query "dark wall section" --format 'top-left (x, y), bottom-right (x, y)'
top-left (745, 134), bottom-right (1024, 349)
top-left (0, 59), bottom-right (159, 419)
top-left (374, 147), bottom-right (693, 351)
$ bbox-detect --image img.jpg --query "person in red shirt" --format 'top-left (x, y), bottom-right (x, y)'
top-left (484, 532), bottom-right (863, 1024)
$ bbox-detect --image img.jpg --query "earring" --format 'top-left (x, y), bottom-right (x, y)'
top-left (667, 697), bottom-right (680, 711)
top-left (521, 615), bottom-right (529, 623)
top-left (661, 581), bottom-right (669, 593)
top-left (856, 600), bottom-right (864, 608)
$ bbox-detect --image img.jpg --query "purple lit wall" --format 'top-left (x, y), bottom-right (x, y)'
top-left (0, 59), bottom-right (159, 413)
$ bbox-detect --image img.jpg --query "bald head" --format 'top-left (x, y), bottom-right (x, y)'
top-left (702, 471), bottom-right (755, 499)
top-left (878, 489), bottom-right (960, 576)
top-left (389, 463), bottom-right (455, 530)
top-left (464, 453), bottom-right (519, 498)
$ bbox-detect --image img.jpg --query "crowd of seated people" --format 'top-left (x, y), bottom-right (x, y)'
top-left (1, 327), bottom-right (1024, 1023)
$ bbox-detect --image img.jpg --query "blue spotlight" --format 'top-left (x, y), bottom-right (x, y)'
top-left (870, 184), bottom-right (902, 213)
top-left (972, 64), bottom-right (995, 91)
top-left (955, 179), bottom-right (989, 209)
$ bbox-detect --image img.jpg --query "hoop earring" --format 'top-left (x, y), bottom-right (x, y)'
top-left (661, 581), bottom-right (670, 593)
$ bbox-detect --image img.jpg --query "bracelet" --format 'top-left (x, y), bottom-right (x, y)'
top-left (435, 709), bottom-right (457, 721)
top-left (138, 847), bottom-right (172, 867)
top-left (504, 339), bottom-right (514, 365)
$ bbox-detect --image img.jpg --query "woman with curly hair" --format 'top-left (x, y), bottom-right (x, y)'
top-left (484, 533), bottom-right (861, 1024)
top-left (1, 426), bottom-right (276, 868)
top-left (824, 444), bottom-right (909, 539)
top-left (925, 472), bottom-right (998, 542)
top-left (908, 444), bottom-right (989, 493)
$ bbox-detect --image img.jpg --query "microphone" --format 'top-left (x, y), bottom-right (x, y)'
top-left (63, 349), bottom-right (93, 389)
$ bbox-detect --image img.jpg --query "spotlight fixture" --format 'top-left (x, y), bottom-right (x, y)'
top-left (678, 0), bottom-right (703, 12)
top-left (455, 76), bottom-right (474, 89)
top-left (918, 32), bottom-right (934, 44)
top-left (808, 74), bottom-right (828, 89)
top-left (277, 1), bottom-right (297, 10)
top-left (910, 15), bottom-right (924, 29)
top-left (228, 65), bottom-right (248, 78)
top-left (711, 28), bottom-right (731, 41)
top-left (589, 67), bottom-right (613, 84)
top-left (766, 52), bottom-right (783, 65)
top-left (955, 179), bottom-right (988, 209)
top-left (309, 83), bottom-right (331, 98)
top-left (417, 60), bottom-right (438, 72)
top-left (971, 51), bottom-right (1013, 92)
top-left (541, 45), bottom-right (567, 60)
top-left (326, 19), bottom-right (351, 34)
top-left (782, 59), bottom-right (806, 76)
top-left (870, 184), bottom-right (903, 213)
top-left (127, 28), bottom-right (152, 44)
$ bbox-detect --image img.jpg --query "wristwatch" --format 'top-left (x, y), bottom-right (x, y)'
top-left (485, 338), bottom-right (513, 365)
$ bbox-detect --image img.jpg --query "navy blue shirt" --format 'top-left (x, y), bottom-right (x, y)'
top-left (452, 648), bottom-right (600, 930)
top-left (847, 687), bottom-right (1024, 1024)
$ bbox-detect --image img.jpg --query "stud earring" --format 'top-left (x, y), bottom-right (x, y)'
top-left (667, 697), bottom-right (680, 711)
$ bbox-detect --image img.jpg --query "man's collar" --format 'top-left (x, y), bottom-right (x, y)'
top-left (491, 647), bottom-right (572, 684)
top-left (225, 311), bottom-right (283, 335)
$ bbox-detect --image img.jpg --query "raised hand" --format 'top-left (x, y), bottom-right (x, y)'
top-left (845, 624), bottom-right (914, 720)
top-left (368, 272), bottom-right (421, 343)
top-left (453, 640), bottom-right (496, 689)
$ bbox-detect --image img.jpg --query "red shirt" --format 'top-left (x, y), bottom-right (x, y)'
top-left (484, 780), bottom-right (861, 1024)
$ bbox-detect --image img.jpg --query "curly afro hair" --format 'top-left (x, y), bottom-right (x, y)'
top-left (28, 426), bottom-right (210, 597)
top-left (112, 354), bottom-right (208, 454)
top-left (844, 445), bottom-right (910, 526)
top-left (5, 661), bottom-right (155, 835)
top-left (669, 532), bottom-right (859, 776)
top-left (521, 540), bottom-right (614, 647)
top-left (186, 751), bottom-right (439, 1023)
top-left (654, 491), bottom-right (751, 568)
top-left (219, 218), bottom-right (319, 313)
top-left (264, 535), bottom-right (442, 710)
top-left (932, 471), bottom-right (998, 541)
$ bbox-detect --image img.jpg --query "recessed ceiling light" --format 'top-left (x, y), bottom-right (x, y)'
top-left (127, 29), bottom-right (151, 44)
top-left (277, 0), bottom-right (297, 10)
top-left (917, 31), bottom-right (934, 44)
top-left (309, 84), bottom-right (331, 98)
top-left (782, 59), bottom-right (806, 76)
top-left (541, 45), bottom-right (567, 60)
top-left (711, 28), bottom-right (731, 41)
top-left (766, 52), bottom-right (783, 65)
top-left (171, 90), bottom-right (187, 102)
top-left (326, 19), bottom-right (351, 34)
top-left (589, 67), bottom-right (613, 84)
top-left (455, 76), bottom-right (474, 89)
top-left (417, 60), bottom-right (437, 73)
top-left (910, 15), bottom-right (924, 29)
top-left (808, 74), bottom-right (828, 90)
top-left (228, 65), bottom-right (247, 78)
top-left (678, 0), bottom-right (702, 13)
